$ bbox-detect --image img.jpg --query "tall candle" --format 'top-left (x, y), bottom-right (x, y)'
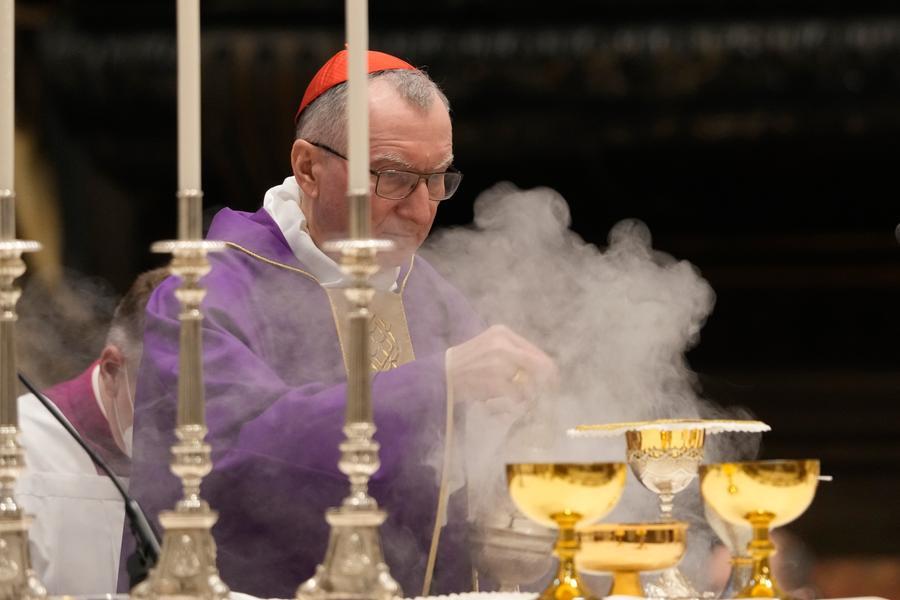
top-left (0, 0), bottom-right (14, 191)
top-left (345, 0), bottom-right (370, 238)
top-left (177, 0), bottom-right (201, 193)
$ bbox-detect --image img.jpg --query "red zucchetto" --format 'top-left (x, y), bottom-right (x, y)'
top-left (294, 49), bottom-right (416, 123)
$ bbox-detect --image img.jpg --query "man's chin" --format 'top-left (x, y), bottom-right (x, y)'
top-left (380, 234), bottom-right (419, 263)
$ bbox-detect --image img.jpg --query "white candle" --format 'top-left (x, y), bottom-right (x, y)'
top-left (177, 0), bottom-right (201, 192)
top-left (0, 0), bottom-right (14, 191)
top-left (345, 0), bottom-right (369, 198)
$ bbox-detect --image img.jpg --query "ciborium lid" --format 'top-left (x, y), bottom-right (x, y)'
top-left (567, 418), bottom-right (771, 438)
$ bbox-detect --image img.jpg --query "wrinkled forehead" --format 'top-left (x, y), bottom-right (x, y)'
top-left (368, 81), bottom-right (453, 169)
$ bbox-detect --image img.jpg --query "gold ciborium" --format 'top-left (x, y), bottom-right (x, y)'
top-left (506, 463), bottom-right (627, 600)
top-left (699, 459), bottom-right (819, 598)
top-left (577, 522), bottom-right (688, 597)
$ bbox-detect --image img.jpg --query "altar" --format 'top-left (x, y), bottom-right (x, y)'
top-left (0, 0), bottom-right (896, 599)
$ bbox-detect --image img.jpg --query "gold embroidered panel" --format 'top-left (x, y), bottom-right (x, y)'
top-left (325, 288), bottom-right (415, 372)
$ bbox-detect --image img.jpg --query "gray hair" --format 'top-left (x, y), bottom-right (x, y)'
top-left (295, 69), bottom-right (450, 150)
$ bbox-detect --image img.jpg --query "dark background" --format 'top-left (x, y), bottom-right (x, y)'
top-left (12, 0), bottom-right (900, 595)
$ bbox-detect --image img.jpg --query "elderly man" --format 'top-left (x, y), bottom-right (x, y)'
top-left (129, 50), bottom-right (555, 598)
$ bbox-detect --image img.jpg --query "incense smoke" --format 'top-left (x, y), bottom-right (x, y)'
top-left (422, 183), bottom-right (761, 590)
top-left (425, 183), bottom-right (715, 427)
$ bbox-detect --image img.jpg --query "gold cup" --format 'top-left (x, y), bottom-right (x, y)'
top-left (577, 522), bottom-right (688, 597)
top-left (506, 463), bottom-right (627, 600)
top-left (699, 459), bottom-right (820, 598)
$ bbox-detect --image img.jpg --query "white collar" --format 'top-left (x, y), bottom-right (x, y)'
top-left (91, 363), bottom-right (106, 419)
top-left (262, 176), bottom-right (400, 291)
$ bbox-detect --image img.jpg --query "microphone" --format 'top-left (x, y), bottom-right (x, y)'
top-left (16, 371), bottom-right (161, 588)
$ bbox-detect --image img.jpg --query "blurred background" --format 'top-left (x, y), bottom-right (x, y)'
top-left (10, 1), bottom-right (900, 597)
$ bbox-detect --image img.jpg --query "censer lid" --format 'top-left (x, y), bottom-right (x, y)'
top-left (568, 418), bottom-right (771, 438)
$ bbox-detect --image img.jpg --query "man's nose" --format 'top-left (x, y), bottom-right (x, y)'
top-left (396, 179), bottom-right (433, 222)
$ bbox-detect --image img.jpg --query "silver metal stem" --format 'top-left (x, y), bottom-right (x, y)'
top-left (177, 189), bottom-right (203, 242)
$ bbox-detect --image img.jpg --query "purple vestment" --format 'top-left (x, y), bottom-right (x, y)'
top-left (128, 208), bottom-right (483, 598)
top-left (44, 362), bottom-right (130, 478)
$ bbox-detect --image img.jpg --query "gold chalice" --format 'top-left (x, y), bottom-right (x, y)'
top-left (570, 419), bottom-right (770, 598)
top-left (577, 522), bottom-right (688, 597)
top-left (699, 459), bottom-right (819, 598)
top-left (506, 463), bottom-right (627, 600)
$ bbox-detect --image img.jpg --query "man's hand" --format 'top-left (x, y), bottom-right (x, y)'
top-left (445, 325), bottom-right (558, 403)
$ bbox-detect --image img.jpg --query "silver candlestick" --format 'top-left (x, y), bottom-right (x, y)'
top-left (130, 189), bottom-right (228, 600)
top-left (0, 189), bottom-right (45, 599)
top-left (296, 207), bottom-right (400, 600)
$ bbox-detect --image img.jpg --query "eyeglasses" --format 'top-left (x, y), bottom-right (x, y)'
top-left (306, 140), bottom-right (463, 202)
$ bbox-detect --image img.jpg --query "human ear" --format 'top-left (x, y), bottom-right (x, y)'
top-left (291, 139), bottom-right (320, 200)
top-left (99, 344), bottom-right (125, 398)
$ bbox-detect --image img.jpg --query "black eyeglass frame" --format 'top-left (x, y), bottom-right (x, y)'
top-left (305, 140), bottom-right (463, 202)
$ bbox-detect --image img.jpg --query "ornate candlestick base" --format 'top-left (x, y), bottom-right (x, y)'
top-left (296, 418), bottom-right (401, 600)
top-left (131, 508), bottom-right (228, 599)
top-left (131, 238), bottom-right (228, 600)
top-left (297, 507), bottom-right (399, 600)
top-left (0, 427), bottom-right (47, 600)
top-left (130, 426), bottom-right (229, 600)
